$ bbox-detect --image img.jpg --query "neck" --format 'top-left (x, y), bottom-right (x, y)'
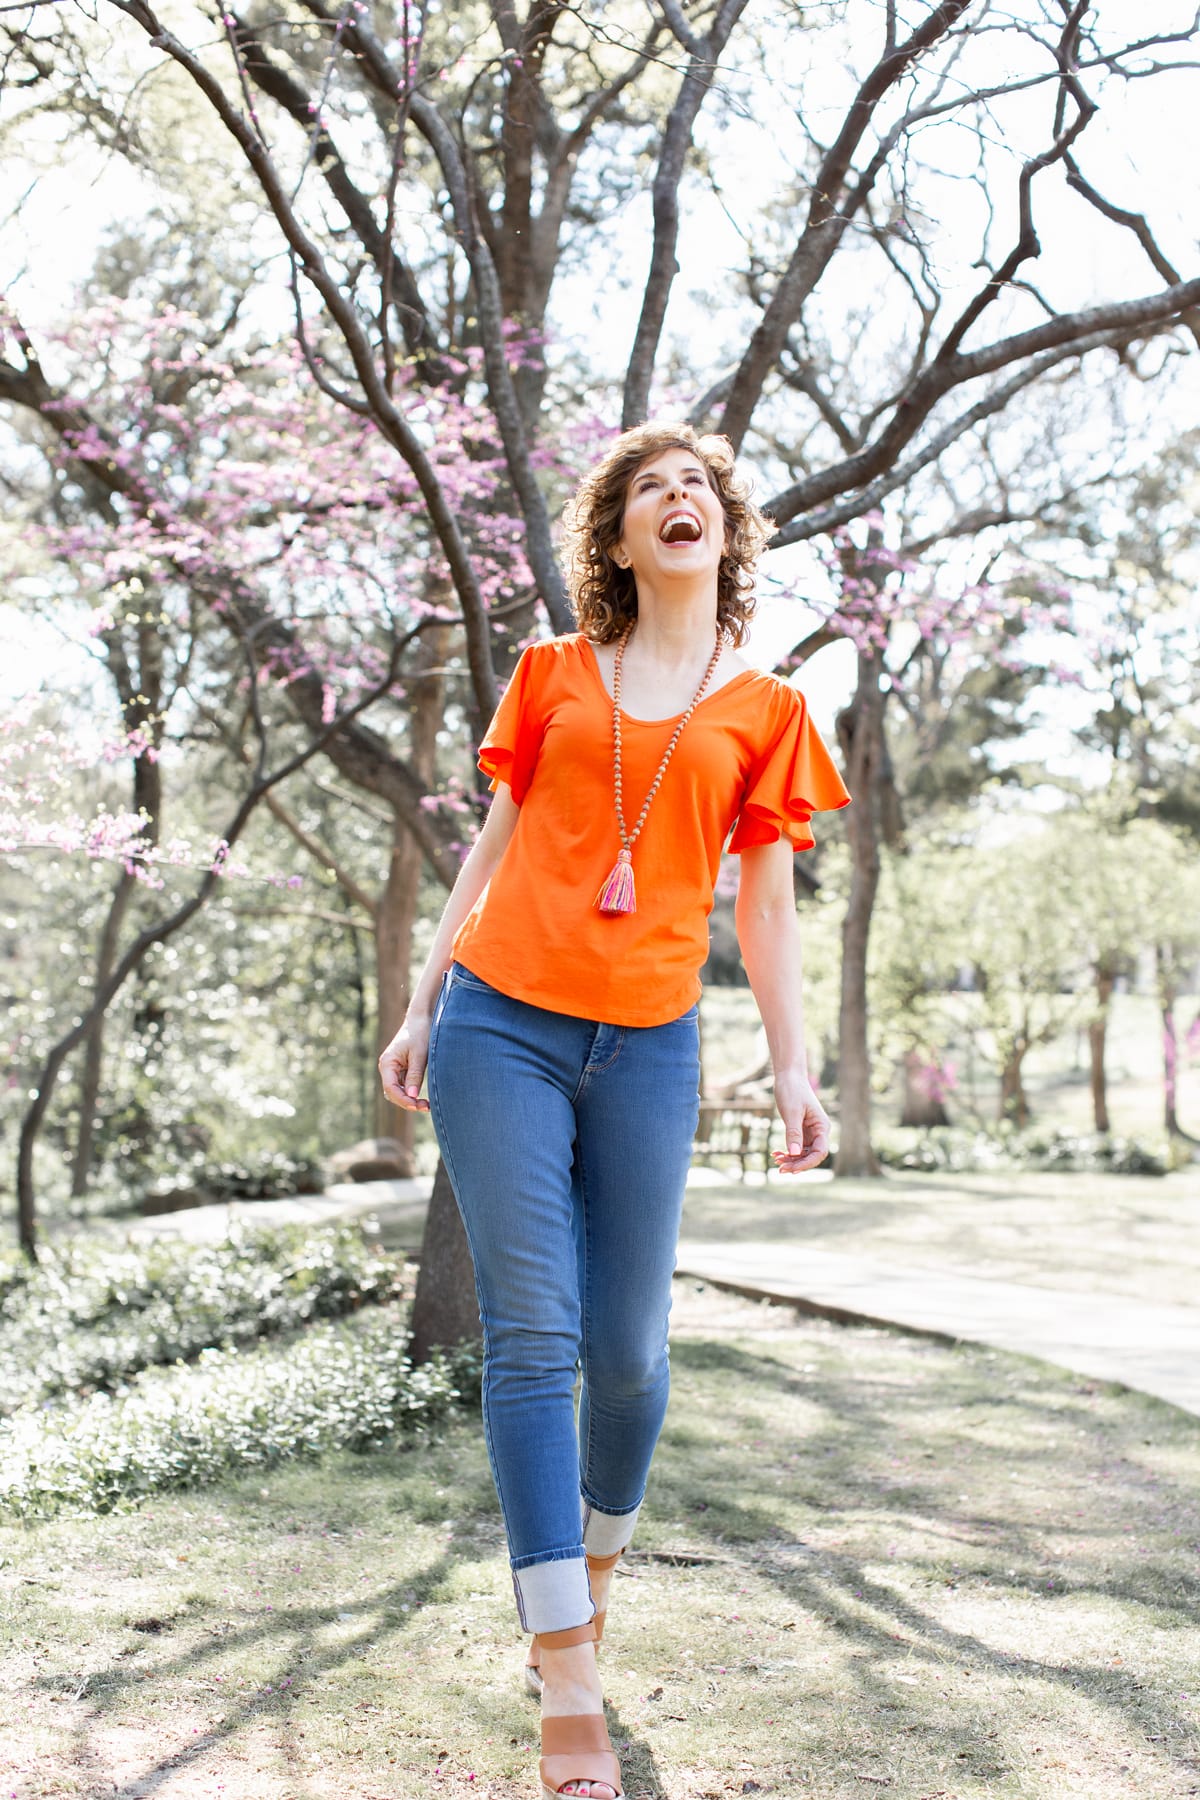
top-left (627, 587), bottom-right (719, 662)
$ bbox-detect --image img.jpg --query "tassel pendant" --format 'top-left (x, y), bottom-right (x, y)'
top-left (596, 848), bottom-right (636, 915)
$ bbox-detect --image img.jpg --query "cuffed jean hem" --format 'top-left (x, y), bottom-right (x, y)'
top-left (582, 1497), bottom-right (641, 1558)
top-left (511, 1554), bottom-right (595, 1635)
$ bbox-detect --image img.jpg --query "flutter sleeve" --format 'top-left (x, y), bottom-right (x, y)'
top-left (728, 684), bottom-right (851, 853)
top-left (476, 644), bottom-right (546, 803)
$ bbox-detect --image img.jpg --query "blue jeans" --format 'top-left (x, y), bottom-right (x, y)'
top-left (427, 963), bottom-right (700, 1634)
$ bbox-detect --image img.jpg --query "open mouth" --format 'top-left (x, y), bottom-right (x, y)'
top-left (659, 511), bottom-right (702, 545)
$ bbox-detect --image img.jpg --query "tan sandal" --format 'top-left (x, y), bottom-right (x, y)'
top-left (525, 1548), bottom-right (624, 1700)
top-left (537, 1622), bottom-right (624, 1800)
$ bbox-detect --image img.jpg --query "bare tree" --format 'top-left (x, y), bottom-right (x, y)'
top-left (13, 607), bottom-right (422, 1258)
top-left (4, 0), bottom-right (1200, 1238)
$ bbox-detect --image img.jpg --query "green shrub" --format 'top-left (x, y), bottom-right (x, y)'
top-left (440, 1336), bottom-right (483, 1407)
top-left (0, 1305), bottom-right (464, 1517)
top-left (0, 1223), bottom-right (402, 1415)
top-left (874, 1127), bottom-right (1008, 1173)
top-left (144, 1150), bottom-right (326, 1204)
top-left (1010, 1128), bottom-right (1168, 1177)
top-left (875, 1125), bottom-right (1169, 1177)
top-left (0, 1248), bottom-right (30, 1312)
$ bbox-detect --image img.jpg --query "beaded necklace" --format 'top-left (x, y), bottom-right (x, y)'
top-left (595, 625), bottom-right (726, 916)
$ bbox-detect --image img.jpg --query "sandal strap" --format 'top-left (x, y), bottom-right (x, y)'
top-left (528, 1610), bottom-right (605, 1674)
top-left (540, 1750), bottom-right (623, 1794)
top-left (528, 1549), bottom-right (626, 1672)
top-left (540, 1711), bottom-right (622, 1794)
top-left (585, 1547), bottom-right (626, 1574)
top-left (537, 1622), bottom-right (597, 1651)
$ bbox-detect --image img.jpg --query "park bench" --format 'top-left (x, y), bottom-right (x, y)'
top-left (692, 1096), bottom-right (781, 1176)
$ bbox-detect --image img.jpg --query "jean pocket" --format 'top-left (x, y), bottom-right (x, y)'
top-left (450, 962), bottom-right (500, 997)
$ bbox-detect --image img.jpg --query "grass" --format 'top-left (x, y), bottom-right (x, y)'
top-left (680, 1165), bottom-right (1200, 1307)
top-left (2, 1281), bottom-right (1198, 1800)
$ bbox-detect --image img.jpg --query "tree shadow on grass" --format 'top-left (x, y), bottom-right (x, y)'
top-left (33, 1469), bottom-right (666, 1800)
top-left (656, 1332), bottom-right (1200, 1792)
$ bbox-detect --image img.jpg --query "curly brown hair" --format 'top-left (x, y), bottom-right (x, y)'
top-left (561, 421), bottom-right (774, 647)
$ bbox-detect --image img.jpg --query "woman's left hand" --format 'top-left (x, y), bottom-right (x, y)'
top-left (771, 1069), bottom-right (831, 1173)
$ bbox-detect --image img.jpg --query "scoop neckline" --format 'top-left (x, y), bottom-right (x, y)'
top-left (579, 636), bottom-right (758, 724)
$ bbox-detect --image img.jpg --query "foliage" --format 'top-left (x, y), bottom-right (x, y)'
top-left (0, 1246), bottom-right (25, 1310)
top-left (0, 1304), bottom-right (467, 1516)
top-left (148, 1150), bottom-right (326, 1203)
top-left (3, 0), bottom-right (1200, 1219)
top-left (868, 843), bottom-right (968, 1087)
top-left (875, 1124), bottom-right (1170, 1178)
top-left (0, 1223), bottom-right (401, 1415)
top-left (0, 840), bottom-right (375, 1216)
top-left (1022, 431), bottom-right (1200, 838)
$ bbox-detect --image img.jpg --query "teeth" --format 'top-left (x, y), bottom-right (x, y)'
top-left (660, 512), bottom-right (701, 544)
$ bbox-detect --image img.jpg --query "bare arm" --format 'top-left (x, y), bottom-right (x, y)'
top-left (735, 835), bottom-right (830, 1172)
top-left (378, 784), bottom-right (521, 1112)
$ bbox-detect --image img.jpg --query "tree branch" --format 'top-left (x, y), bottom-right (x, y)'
top-left (767, 281), bottom-right (1200, 536)
top-left (622, 0), bottom-right (750, 428)
top-left (1064, 153), bottom-right (1200, 352)
top-left (227, 11), bottom-right (445, 377)
top-left (718, 0), bottom-right (974, 449)
top-left (293, 0), bottom-right (572, 632)
top-left (262, 789), bottom-right (379, 919)
top-left (0, 321), bottom-right (463, 887)
top-left (108, 0), bottom-right (502, 719)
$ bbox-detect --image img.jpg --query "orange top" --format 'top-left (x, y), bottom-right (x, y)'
top-left (453, 634), bottom-right (851, 1027)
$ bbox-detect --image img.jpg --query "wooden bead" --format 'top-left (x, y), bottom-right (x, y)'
top-left (605, 625), bottom-right (725, 879)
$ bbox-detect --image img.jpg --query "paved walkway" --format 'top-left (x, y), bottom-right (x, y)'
top-left (672, 1239), bottom-right (1200, 1419)
top-left (130, 1174), bottom-right (1200, 1422)
top-left (128, 1178), bottom-right (432, 1248)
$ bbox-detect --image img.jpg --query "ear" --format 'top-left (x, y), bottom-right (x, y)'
top-left (611, 546), bottom-right (630, 569)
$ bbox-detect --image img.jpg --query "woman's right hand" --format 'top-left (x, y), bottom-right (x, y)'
top-left (378, 1013), bottom-right (432, 1113)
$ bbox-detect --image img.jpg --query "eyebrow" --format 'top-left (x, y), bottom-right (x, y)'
top-left (632, 462), bottom-right (707, 484)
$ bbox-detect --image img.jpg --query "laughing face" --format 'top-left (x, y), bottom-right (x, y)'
top-left (616, 445), bottom-right (728, 586)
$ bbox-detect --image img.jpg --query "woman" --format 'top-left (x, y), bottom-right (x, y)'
top-left (379, 421), bottom-right (849, 1800)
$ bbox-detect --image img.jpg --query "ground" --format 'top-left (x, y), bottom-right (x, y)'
top-left (3, 1278), bottom-right (1198, 1800)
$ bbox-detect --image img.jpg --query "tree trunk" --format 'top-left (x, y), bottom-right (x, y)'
top-left (999, 1044), bottom-right (1030, 1127)
top-left (70, 869), bottom-right (137, 1195)
top-left (373, 812), bottom-right (421, 1171)
top-left (834, 646), bottom-right (883, 1177)
top-left (1158, 942), bottom-right (1182, 1138)
top-left (374, 632), bottom-right (448, 1157)
top-left (1089, 958), bottom-right (1115, 1136)
top-left (408, 1159), bottom-right (482, 1363)
top-left (402, 624), bottom-right (482, 1359)
top-left (70, 625), bottom-right (164, 1195)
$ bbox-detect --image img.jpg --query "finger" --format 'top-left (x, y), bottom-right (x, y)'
top-left (774, 1132), bottom-right (829, 1168)
top-left (806, 1118), bottom-right (830, 1161)
top-left (773, 1121), bottom-right (830, 1172)
top-left (383, 1061), bottom-right (429, 1114)
top-left (392, 1091), bottom-right (430, 1114)
top-left (402, 1051), bottom-right (428, 1108)
top-left (780, 1120), bottom-right (814, 1160)
top-left (777, 1144), bottom-right (828, 1171)
top-left (378, 1054), bottom-right (410, 1105)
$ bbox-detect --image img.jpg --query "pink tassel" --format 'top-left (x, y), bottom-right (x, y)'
top-left (596, 848), bottom-right (636, 915)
